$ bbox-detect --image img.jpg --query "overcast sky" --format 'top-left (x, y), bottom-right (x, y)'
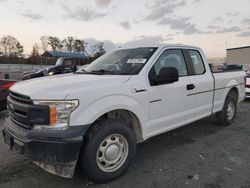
top-left (0, 0), bottom-right (250, 57)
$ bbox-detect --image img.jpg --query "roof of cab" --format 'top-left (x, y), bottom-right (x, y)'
top-left (117, 43), bottom-right (201, 50)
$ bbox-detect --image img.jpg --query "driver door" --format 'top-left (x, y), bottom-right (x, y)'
top-left (147, 49), bottom-right (195, 136)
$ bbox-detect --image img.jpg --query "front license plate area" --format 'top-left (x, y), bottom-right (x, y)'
top-left (4, 131), bottom-right (24, 154)
top-left (4, 132), bottom-right (14, 149)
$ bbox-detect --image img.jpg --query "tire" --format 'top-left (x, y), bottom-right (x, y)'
top-left (79, 119), bottom-right (137, 183)
top-left (216, 91), bottom-right (237, 126)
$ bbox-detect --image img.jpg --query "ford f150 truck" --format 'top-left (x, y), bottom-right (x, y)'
top-left (2, 44), bottom-right (245, 182)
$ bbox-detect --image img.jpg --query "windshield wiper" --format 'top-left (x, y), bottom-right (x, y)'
top-left (90, 69), bottom-right (116, 75)
top-left (75, 69), bottom-right (90, 74)
top-left (75, 69), bottom-right (116, 75)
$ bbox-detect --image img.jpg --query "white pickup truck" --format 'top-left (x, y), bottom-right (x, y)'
top-left (246, 74), bottom-right (250, 98)
top-left (3, 44), bottom-right (245, 182)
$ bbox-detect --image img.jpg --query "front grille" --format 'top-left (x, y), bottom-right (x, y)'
top-left (246, 85), bottom-right (250, 89)
top-left (9, 91), bottom-right (32, 104)
top-left (8, 91), bottom-right (33, 130)
top-left (246, 92), bottom-right (250, 96)
top-left (9, 114), bottom-right (33, 130)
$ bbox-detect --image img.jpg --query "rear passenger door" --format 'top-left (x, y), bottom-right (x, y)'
top-left (185, 49), bottom-right (214, 118)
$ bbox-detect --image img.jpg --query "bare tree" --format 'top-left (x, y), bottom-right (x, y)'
top-left (73, 39), bottom-right (88, 53)
top-left (91, 41), bottom-right (106, 57)
top-left (31, 43), bottom-right (39, 57)
top-left (0, 35), bottom-right (24, 57)
top-left (63, 36), bottom-right (75, 52)
top-left (40, 35), bottom-right (49, 52)
top-left (48, 36), bottom-right (61, 51)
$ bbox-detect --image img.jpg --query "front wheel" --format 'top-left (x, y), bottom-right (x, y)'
top-left (79, 119), bottom-right (137, 183)
top-left (216, 92), bottom-right (237, 125)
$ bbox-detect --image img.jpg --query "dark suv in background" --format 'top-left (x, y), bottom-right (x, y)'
top-left (23, 57), bottom-right (78, 80)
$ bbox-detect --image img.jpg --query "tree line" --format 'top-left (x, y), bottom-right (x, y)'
top-left (0, 35), bottom-right (106, 65)
top-left (38, 35), bottom-right (105, 57)
top-left (0, 35), bottom-right (24, 57)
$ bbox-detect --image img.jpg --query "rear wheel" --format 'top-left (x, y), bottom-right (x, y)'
top-left (79, 119), bottom-right (136, 183)
top-left (216, 91), bottom-right (237, 125)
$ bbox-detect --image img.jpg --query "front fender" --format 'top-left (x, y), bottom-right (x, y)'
top-left (70, 95), bottom-right (147, 127)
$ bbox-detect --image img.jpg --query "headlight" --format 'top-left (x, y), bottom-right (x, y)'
top-left (33, 100), bottom-right (79, 130)
top-left (48, 72), bottom-right (54, 76)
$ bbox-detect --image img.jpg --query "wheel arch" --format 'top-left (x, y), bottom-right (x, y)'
top-left (227, 87), bottom-right (239, 101)
top-left (87, 109), bottom-right (144, 143)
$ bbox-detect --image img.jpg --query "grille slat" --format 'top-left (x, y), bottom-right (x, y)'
top-left (9, 91), bottom-right (32, 104)
top-left (9, 114), bottom-right (32, 130)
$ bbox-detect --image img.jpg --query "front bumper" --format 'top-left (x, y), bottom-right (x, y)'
top-left (2, 116), bottom-right (90, 178)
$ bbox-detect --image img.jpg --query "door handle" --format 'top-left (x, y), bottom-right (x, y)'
top-left (187, 84), bottom-right (195, 90)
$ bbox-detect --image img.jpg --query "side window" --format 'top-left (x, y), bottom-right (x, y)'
top-left (188, 50), bottom-right (205, 75)
top-left (152, 49), bottom-right (188, 77)
top-left (64, 60), bottom-right (73, 66)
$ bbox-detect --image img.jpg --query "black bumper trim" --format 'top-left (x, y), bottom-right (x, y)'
top-left (3, 117), bottom-right (91, 163)
top-left (0, 98), bottom-right (7, 111)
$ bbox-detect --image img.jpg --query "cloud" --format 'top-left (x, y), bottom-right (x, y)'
top-left (216, 26), bottom-right (241, 33)
top-left (120, 21), bottom-right (131, 30)
top-left (64, 6), bottom-right (106, 21)
top-left (145, 0), bottom-right (186, 21)
top-left (95, 0), bottom-right (112, 7)
top-left (207, 25), bottom-right (241, 33)
top-left (157, 17), bottom-right (206, 35)
top-left (60, 2), bottom-right (72, 13)
top-left (237, 31), bottom-right (250, 37)
top-left (84, 38), bottom-right (118, 54)
top-left (61, 3), bottom-right (106, 21)
top-left (122, 35), bottom-right (169, 48)
top-left (144, 1), bottom-right (206, 35)
top-left (213, 17), bottom-right (223, 23)
top-left (84, 35), bottom-right (175, 53)
top-left (242, 18), bottom-right (250, 25)
top-left (20, 11), bottom-right (43, 20)
top-left (226, 12), bottom-right (239, 17)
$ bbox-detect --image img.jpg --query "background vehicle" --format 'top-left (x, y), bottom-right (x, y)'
top-left (223, 64), bottom-right (250, 75)
top-left (3, 44), bottom-right (245, 182)
top-left (242, 64), bottom-right (250, 75)
top-left (0, 79), bottom-right (16, 111)
top-left (23, 57), bottom-right (78, 80)
top-left (223, 64), bottom-right (243, 71)
top-left (246, 73), bottom-right (250, 98)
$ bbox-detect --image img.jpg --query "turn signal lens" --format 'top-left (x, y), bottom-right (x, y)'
top-left (50, 106), bottom-right (57, 125)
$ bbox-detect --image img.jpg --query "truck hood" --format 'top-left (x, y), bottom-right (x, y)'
top-left (10, 73), bottom-right (131, 99)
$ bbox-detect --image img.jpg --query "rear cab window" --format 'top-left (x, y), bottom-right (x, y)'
top-left (188, 50), bottom-right (205, 75)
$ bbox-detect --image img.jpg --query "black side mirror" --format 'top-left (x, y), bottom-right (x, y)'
top-left (155, 67), bottom-right (179, 84)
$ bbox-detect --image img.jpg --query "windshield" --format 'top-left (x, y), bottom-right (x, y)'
top-left (55, 58), bottom-right (64, 66)
top-left (77, 47), bottom-right (158, 75)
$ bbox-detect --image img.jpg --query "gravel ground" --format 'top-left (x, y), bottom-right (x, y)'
top-left (0, 100), bottom-right (250, 188)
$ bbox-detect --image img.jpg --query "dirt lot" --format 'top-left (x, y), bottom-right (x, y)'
top-left (1, 100), bottom-right (250, 188)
